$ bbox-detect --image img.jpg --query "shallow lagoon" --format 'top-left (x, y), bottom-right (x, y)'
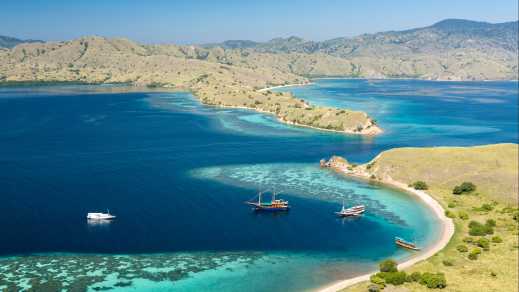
top-left (0, 79), bottom-right (516, 291)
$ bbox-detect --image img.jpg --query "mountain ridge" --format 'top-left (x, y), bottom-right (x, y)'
top-left (0, 35), bottom-right (42, 48)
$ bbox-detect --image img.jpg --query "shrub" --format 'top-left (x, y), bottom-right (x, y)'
top-left (468, 248), bottom-right (481, 260)
top-left (384, 271), bottom-right (407, 285)
top-left (474, 203), bottom-right (494, 212)
top-left (462, 237), bottom-right (474, 243)
top-left (412, 181), bottom-right (428, 190)
top-left (486, 219), bottom-right (496, 227)
top-left (445, 210), bottom-right (456, 218)
top-left (379, 259), bottom-right (398, 272)
top-left (469, 221), bottom-right (494, 236)
top-left (468, 253), bottom-right (478, 260)
top-left (409, 271), bottom-right (422, 282)
top-left (369, 275), bottom-right (385, 287)
top-left (448, 202), bottom-right (456, 208)
top-left (420, 272), bottom-right (447, 289)
top-left (490, 271), bottom-right (497, 277)
top-left (367, 284), bottom-right (380, 292)
top-left (491, 236), bottom-right (503, 243)
top-left (442, 259), bottom-right (454, 266)
top-left (453, 182), bottom-right (476, 194)
top-left (458, 212), bottom-right (469, 220)
top-left (456, 245), bottom-right (468, 252)
top-left (477, 238), bottom-right (490, 251)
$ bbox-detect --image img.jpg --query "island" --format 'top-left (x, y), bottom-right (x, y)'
top-left (320, 143), bottom-right (518, 291)
top-left (0, 36), bottom-right (381, 135)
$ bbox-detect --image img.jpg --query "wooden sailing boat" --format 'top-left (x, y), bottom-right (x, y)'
top-left (245, 191), bottom-right (290, 211)
top-left (395, 237), bottom-right (421, 251)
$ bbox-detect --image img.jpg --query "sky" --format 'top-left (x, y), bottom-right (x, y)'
top-left (1, 0), bottom-right (517, 44)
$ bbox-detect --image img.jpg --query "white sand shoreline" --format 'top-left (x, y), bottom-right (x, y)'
top-left (317, 165), bottom-right (455, 292)
top-left (203, 101), bottom-right (382, 135)
top-left (257, 82), bottom-right (313, 92)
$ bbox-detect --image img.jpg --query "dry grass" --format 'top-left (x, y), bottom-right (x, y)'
top-left (344, 143), bottom-right (518, 292)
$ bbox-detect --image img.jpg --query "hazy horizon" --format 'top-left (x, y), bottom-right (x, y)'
top-left (1, 0), bottom-right (518, 44)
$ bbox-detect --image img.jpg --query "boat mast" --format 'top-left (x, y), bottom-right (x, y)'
top-left (258, 192), bottom-right (261, 205)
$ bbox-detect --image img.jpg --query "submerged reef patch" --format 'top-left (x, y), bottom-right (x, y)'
top-left (0, 252), bottom-right (262, 291)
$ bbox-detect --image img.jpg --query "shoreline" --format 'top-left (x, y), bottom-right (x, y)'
top-left (202, 102), bottom-right (382, 136)
top-left (310, 76), bottom-right (519, 82)
top-left (257, 82), bottom-right (313, 92)
top-left (317, 164), bottom-right (455, 292)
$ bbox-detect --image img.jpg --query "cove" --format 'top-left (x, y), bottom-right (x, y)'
top-left (0, 79), bottom-right (516, 291)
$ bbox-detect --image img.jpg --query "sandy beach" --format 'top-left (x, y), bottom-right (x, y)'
top-left (317, 164), bottom-right (455, 292)
top-left (204, 100), bottom-right (383, 136)
top-left (258, 82), bottom-right (313, 92)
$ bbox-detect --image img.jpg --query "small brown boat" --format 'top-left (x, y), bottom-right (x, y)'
top-left (395, 237), bottom-right (421, 251)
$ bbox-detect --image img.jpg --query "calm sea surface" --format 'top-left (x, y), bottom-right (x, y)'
top-left (0, 79), bottom-right (516, 291)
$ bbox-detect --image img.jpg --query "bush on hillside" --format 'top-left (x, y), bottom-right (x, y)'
top-left (452, 182), bottom-right (476, 195)
top-left (458, 211), bottom-right (469, 220)
top-left (456, 245), bottom-right (468, 252)
top-left (462, 237), bottom-right (474, 243)
top-left (411, 181), bottom-right (428, 190)
top-left (442, 259), bottom-right (454, 266)
top-left (475, 203), bottom-right (494, 212)
top-left (369, 274), bottom-right (385, 287)
top-left (468, 248), bottom-right (481, 260)
top-left (486, 219), bottom-right (496, 227)
top-left (419, 272), bottom-right (447, 289)
top-left (492, 236), bottom-right (503, 243)
top-left (445, 210), bottom-right (456, 218)
top-left (379, 259), bottom-right (398, 272)
top-left (477, 238), bottom-right (490, 251)
top-left (468, 221), bottom-right (494, 236)
top-left (409, 271), bottom-right (422, 282)
top-left (367, 284), bottom-right (380, 292)
top-left (384, 271), bottom-right (407, 285)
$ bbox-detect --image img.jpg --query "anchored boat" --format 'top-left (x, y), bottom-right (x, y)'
top-left (87, 209), bottom-right (116, 220)
top-left (395, 237), bottom-right (421, 250)
top-left (335, 201), bottom-right (365, 217)
top-left (245, 191), bottom-right (290, 212)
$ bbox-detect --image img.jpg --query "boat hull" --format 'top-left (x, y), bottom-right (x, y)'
top-left (252, 206), bottom-right (290, 212)
top-left (395, 238), bottom-right (421, 251)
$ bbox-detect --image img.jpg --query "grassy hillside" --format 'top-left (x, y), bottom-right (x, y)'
top-left (204, 19), bottom-right (518, 80)
top-left (339, 144), bottom-right (518, 292)
top-left (367, 143), bottom-right (518, 204)
top-left (0, 36), bottom-right (380, 135)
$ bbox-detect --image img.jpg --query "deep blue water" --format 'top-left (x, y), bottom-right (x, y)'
top-left (0, 79), bottom-right (516, 291)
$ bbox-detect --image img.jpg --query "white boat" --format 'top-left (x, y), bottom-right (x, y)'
top-left (335, 201), bottom-right (365, 217)
top-left (87, 209), bottom-right (116, 220)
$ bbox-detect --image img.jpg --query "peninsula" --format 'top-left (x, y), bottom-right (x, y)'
top-left (320, 143), bottom-right (518, 291)
top-left (0, 37), bottom-right (380, 135)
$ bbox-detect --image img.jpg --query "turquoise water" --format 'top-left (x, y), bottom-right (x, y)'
top-left (0, 79), bottom-right (516, 291)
